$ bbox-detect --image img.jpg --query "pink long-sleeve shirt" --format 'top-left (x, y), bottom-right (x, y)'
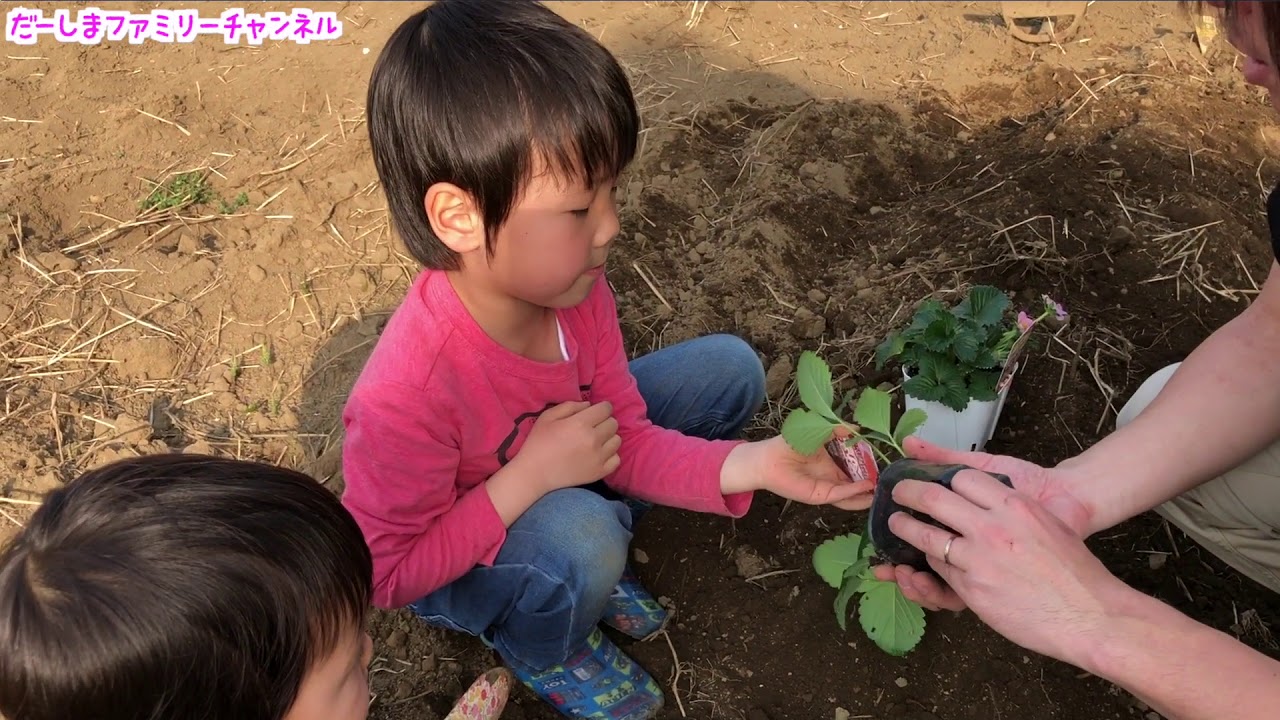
top-left (339, 269), bottom-right (753, 609)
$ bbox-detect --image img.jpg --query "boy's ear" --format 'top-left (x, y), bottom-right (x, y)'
top-left (424, 183), bottom-right (484, 254)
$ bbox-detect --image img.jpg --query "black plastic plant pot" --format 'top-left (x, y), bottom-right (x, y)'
top-left (865, 459), bottom-right (1012, 576)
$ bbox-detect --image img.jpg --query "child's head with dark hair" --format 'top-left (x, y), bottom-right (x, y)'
top-left (0, 454), bottom-right (374, 720)
top-left (367, 0), bottom-right (638, 309)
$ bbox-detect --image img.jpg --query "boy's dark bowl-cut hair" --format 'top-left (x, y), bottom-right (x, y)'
top-left (367, 0), bottom-right (640, 270)
top-left (0, 454), bottom-right (373, 720)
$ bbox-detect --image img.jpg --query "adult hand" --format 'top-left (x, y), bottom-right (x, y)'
top-left (872, 436), bottom-right (1093, 610)
top-left (721, 432), bottom-right (875, 510)
top-left (886, 469), bottom-right (1127, 667)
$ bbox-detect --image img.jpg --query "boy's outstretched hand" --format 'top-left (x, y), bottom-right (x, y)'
top-left (720, 433), bottom-right (874, 510)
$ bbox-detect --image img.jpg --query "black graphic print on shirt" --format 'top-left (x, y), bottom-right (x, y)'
top-left (494, 385), bottom-right (592, 467)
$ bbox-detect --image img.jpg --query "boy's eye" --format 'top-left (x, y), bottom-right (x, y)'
top-left (570, 208), bottom-right (590, 217)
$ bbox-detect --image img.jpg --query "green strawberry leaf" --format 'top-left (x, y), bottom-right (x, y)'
top-left (903, 374), bottom-right (944, 403)
top-left (968, 369), bottom-right (1002, 402)
top-left (833, 559), bottom-right (870, 631)
top-left (860, 540), bottom-right (878, 560)
top-left (893, 407), bottom-right (928, 446)
top-left (938, 376), bottom-right (970, 411)
top-left (911, 356), bottom-right (970, 412)
top-left (813, 533), bottom-right (864, 589)
top-left (906, 299), bottom-right (946, 334)
top-left (957, 285), bottom-right (1010, 328)
top-left (951, 326), bottom-right (982, 364)
top-left (857, 578), bottom-right (926, 656)
top-left (971, 347), bottom-right (1001, 369)
top-left (781, 408), bottom-right (836, 455)
top-left (916, 351), bottom-right (949, 381)
top-left (874, 331), bottom-right (906, 369)
top-left (932, 356), bottom-right (965, 385)
top-left (922, 313), bottom-right (957, 353)
top-left (796, 351), bottom-right (839, 421)
top-left (853, 387), bottom-right (893, 437)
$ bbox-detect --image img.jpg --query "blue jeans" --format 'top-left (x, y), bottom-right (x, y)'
top-left (408, 333), bottom-right (766, 674)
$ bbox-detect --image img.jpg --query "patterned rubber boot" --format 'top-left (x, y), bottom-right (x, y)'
top-left (445, 667), bottom-right (511, 720)
top-left (601, 564), bottom-right (669, 639)
top-left (511, 626), bottom-right (665, 719)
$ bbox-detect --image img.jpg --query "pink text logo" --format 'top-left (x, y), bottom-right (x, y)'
top-left (6, 7), bottom-right (343, 45)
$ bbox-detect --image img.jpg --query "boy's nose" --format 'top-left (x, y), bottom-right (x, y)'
top-left (594, 212), bottom-right (620, 247)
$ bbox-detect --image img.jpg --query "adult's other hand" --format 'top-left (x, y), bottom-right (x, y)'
top-left (885, 469), bottom-right (1125, 666)
top-left (872, 436), bottom-right (1093, 611)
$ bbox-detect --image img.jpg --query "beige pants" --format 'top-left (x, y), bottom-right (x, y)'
top-left (1117, 363), bottom-right (1280, 594)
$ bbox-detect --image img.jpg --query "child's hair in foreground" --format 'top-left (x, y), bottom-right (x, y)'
top-left (0, 454), bottom-right (373, 720)
top-left (366, 0), bottom-right (640, 270)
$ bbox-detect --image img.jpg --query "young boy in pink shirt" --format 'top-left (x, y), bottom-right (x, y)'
top-left (341, 1), bottom-right (873, 716)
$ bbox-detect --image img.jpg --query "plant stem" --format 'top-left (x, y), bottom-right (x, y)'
top-left (838, 419), bottom-right (863, 435)
top-left (867, 442), bottom-right (893, 467)
top-left (864, 429), bottom-right (907, 463)
top-left (851, 432), bottom-right (897, 467)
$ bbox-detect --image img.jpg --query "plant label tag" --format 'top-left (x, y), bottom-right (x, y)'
top-left (996, 327), bottom-right (1035, 392)
top-left (825, 438), bottom-right (879, 485)
top-left (997, 311), bottom-right (1069, 392)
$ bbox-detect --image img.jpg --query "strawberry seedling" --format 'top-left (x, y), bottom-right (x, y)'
top-left (781, 351), bottom-right (927, 466)
top-left (781, 350), bottom-right (928, 656)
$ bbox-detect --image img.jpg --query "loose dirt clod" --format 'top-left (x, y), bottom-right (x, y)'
top-left (734, 546), bottom-right (775, 579)
top-left (764, 355), bottom-right (794, 400)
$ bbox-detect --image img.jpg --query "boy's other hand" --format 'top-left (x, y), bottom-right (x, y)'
top-left (488, 401), bottom-right (619, 527)
top-left (517, 400), bottom-right (621, 492)
top-left (720, 435), bottom-right (875, 510)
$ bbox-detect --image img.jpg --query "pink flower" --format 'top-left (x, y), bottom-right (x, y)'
top-left (1043, 295), bottom-right (1067, 321)
top-left (1017, 311), bottom-right (1034, 332)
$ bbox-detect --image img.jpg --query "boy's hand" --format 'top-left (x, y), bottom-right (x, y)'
top-left (720, 435), bottom-right (875, 510)
top-left (488, 401), bottom-right (620, 527)
top-left (516, 400), bottom-right (621, 492)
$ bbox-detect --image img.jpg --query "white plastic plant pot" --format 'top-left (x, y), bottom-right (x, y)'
top-left (900, 363), bottom-right (1017, 453)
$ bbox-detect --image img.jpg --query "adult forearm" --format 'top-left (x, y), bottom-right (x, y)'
top-left (1060, 263), bottom-right (1280, 533)
top-left (1083, 586), bottom-right (1280, 720)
